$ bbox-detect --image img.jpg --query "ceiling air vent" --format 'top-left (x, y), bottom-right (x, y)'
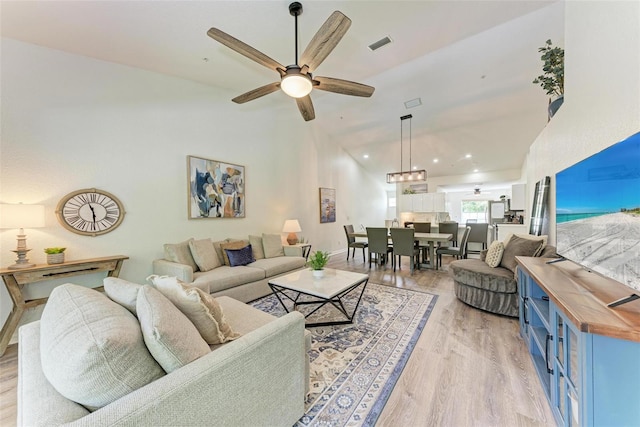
top-left (368, 36), bottom-right (392, 51)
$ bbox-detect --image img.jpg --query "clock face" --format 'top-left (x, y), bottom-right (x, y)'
top-left (56, 189), bottom-right (125, 236)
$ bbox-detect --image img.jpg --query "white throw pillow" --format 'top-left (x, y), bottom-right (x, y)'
top-left (262, 233), bottom-right (285, 258)
top-left (103, 277), bottom-right (143, 315)
top-left (164, 238), bottom-right (199, 272)
top-left (40, 284), bottom-right (165, 411)
top-left (137, 285), bottom-right (210, 373)
top-left (147, 275), bottom-right (240, 345)
top-left (249, 235), bottom-right (265, 260)
top-left (485, 241), bottom-right (505, 268)
top-left (188, 238), bottom-right (221, 272)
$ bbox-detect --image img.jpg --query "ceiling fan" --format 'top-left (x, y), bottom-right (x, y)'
top-left (207, 2), bottom-right (375, 121)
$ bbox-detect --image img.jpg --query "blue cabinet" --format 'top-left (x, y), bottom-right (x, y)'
top-left (517, 257), bottom-right (640, 426)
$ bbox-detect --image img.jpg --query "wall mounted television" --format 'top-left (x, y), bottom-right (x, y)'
top-left (555, 131), bottom-right (640, 292)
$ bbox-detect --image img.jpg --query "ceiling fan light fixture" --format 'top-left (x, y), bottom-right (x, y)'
top-left (281, 68), bottom-right (312, 98)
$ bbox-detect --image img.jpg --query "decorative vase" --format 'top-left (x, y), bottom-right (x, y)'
top-left (312, 269), bottom-right (324, 278)
top-left (47, 253), bottom-right (65, 265)
top-left (548, 95), bottom-right (564, 119)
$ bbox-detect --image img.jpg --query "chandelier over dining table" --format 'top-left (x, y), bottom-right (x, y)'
top-left (386, 114), bottom-right (426, 184)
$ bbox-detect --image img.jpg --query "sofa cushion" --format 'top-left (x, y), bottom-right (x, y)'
top-left (194, 265), bottom-right (266, 294)
top-left (226, 245), bottom-right (256, 267)
top-left (164, 238), bottom-right (199, 272)
top-left (137, 285), bottom-right (210, 373)
top-left (103, 277), bottom-right (142, 315)
top-left (262, 233), bottom-right (285, 258)
top-left (504, 233), bottom-right (548, 257)
top-left (499, 235), bottom-right (545, 273)
top-left (249, 256), bottom-right (306, 277)
top-left (147, 275), bottom-right (241, 344)
top-left (484, 241), bottom-right (505, 268)
top-left (39, 284), bottom-right (165, 411)
top-left (212, 239), bottom-right (230, 265)
top-left (189, 238), bottom-right (221, 272)
top-left (220, 240), bottom-right (250, 266)
top-left (249, 235), bottom-right (265, 260)
top-left (450, 259), bottom-right (518, 294)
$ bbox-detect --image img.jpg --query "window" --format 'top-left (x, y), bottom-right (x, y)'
top-left (387, 191), bottom-right (396, 208)
top-left (461, 200), bottom-right (488, 223)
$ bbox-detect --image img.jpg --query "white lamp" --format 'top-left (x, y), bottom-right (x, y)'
top-left (0, 203), bottom-right (45, 269)
top-left (280, 67), bottom-right (313, 98)
top-left (282, 219), bottom-right (302, 245)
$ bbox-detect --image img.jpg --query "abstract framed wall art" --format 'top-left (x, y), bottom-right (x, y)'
top-left (188, 155), bottom-right (245, 219)
top-left (319, 187), bottom-right (336, 223)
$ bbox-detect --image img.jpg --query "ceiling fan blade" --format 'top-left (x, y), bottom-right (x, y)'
top-left (300, 11), bottom-right (351, 73)
top-left (207, 28), bottom-right (285, 73)
top-left (314, 76), bottom-right (375, 97)
top-left (296, 96), bottom-right (315, 121)
top-left (232, 82), bottom-right (281, 104)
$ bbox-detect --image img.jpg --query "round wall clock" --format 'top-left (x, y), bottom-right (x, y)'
top-left (55, 188), bottom-right (125, 236)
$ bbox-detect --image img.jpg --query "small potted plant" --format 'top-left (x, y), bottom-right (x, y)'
top-left (307, 250), bottom-right (330, 277)
top-left (532, 39), bottom-right (564, 118)
top-left (44, 247), bottom-right (66, 265)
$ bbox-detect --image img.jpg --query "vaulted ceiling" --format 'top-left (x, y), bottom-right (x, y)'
top-left (1, 0), bottom-right (564, 191)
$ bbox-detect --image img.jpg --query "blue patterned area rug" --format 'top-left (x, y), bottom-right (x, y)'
top-left (251, 282), bottom-right (437, 426)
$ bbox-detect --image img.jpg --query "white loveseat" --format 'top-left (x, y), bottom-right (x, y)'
top-left (153, 234), bottom-right (307, 303)
top-left (18, 281), bottom-right (309, 426)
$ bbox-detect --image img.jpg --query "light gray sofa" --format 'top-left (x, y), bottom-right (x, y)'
top-left (449, 235), bottom-right (557, 317)
top-left (153, 235), bottom-right (307, 303)
top-left (18, 292), bottom-right (309, 426)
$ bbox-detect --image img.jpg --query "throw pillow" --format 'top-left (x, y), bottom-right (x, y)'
top-left (188, 238), bottom-right (221, 272)
top-left (503, 233), bottom-right (548, 257)
top-left (164, 238), bottom-right (199, 272)
top-left (39, 284), bottom-right (165, 411)
top-left (226, 245), bottom-right (255, 267)
top-left (219, 240), bottom-right (249, 265)
top-left (103, 277), bottom-right (142, 315)
top-left (249, 235), bottom-right (265, 260)
top-left (499, 235), bottom-right (545, 273)
top-left (147, 275), bottom-right (241, 344)
top-left (137, 285), bottom-right (210, 373)
top-left (485, 241), bottom-right (505, 268)
top-left (262, 233), bottom-right (285, 258)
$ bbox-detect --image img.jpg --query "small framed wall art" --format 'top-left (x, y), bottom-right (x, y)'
top-left (319, 187), bottom-right (336, 223)
top-left (188, 155), bottom-right (245, 219)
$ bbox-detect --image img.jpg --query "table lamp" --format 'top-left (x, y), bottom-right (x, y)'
top-left (282, 219), bottom-right (302, 245)
top-left (0, 203), bottom-right (45, 269)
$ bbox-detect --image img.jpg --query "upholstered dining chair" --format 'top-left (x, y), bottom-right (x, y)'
top-left (390, 227), bottom-right (421, 274)
top-left (343, 224), bottom-right (368, 261)
top-left (366, 227), bottom-right (393, 268)
top-left (412, 222), bottom-right (431, 262)
top-left (436, 226), bottom-right (471, 267)
top-left (466, 222), bottom-right (489, 255)
top-left (438, 221), bottom-right (459, 247)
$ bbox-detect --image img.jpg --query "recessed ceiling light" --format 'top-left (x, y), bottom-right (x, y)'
top-left (363, 154), bottom-right (369, 159)
top-left (473, 169), bottom-right (479, 172)
top-left (404, 98), bottom-right (422, 109)
top-left (465, 154), bottom-right (472, 159)
top-left (433, 158), bottom-right (439, 163)
top-left (412, 166), bottom-right (417, 170)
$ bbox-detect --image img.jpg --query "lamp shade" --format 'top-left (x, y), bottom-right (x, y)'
top-left (0, 204), bottom-right (45, 229)
top-left (282, 219), bottom-right (302, 233)
top-left (281, 71), bottom-right (312, 98)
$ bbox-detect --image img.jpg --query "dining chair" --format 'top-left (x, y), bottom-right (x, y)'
top-left (390, 228), bottom-right (421, 274)
top-left (366, 227), bottom-right (393, 268)
top-left (466, 222), bottom-right (489, 255)
top-left (438, 221), bottom-right (459, 247)
top-left (343, 224), bottom-right (368, 261)
top-left (412, 222), bottom-right (431, 262)
top-left (437, 226), bottom-right (471, 267)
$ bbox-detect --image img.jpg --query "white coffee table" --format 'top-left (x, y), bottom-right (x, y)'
top-left (268, 268), bottom-right (369, 327)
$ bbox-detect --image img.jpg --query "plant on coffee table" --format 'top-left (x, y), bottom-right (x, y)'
top-left (307, 251), bottom-right (330, 276)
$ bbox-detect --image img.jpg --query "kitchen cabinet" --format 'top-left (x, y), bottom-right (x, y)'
top-left (511, 183), bottom-right (526, 211)
top-left (517, 257), bottom-right (640, 426)
top-left (399, 193), bottom-right (445, 213)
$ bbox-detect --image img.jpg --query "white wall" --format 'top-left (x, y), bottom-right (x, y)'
top-left (0, 39), bottom-right (387, 336)
top-left (525, 1), bottom-right (640, 244)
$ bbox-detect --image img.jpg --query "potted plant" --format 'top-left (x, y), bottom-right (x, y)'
top-left (44, 247), bottom-right (66, 265)
top-left (532, 39), bottom-right (564, 118)
top-left (307, 250), bottom-right (330, 277)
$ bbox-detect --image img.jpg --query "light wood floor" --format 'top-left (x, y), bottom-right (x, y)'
top-left (0, 254), bottom-right (554, 426)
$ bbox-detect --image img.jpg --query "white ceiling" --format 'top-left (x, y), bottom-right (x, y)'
top-left (0, 0), bottom-right (564, 192)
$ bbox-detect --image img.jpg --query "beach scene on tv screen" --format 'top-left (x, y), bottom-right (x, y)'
top-left (556, 132), bottom-right (640, 291)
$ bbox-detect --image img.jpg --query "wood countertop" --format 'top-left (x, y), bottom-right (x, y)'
top-left (516, 256), bottom-right (640, 342)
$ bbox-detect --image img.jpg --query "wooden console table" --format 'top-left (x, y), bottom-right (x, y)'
top-left (0, 255), bottom-right (128, 356)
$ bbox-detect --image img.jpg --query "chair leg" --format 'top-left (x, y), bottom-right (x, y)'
top-left (362, 247), bottom-right (366, 261)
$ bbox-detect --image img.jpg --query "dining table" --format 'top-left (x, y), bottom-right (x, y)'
top-left (349, 231), bottom-right (452, 270)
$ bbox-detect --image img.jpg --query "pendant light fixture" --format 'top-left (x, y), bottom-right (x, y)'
top-left (386, 114), bottom-right (427, 183)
